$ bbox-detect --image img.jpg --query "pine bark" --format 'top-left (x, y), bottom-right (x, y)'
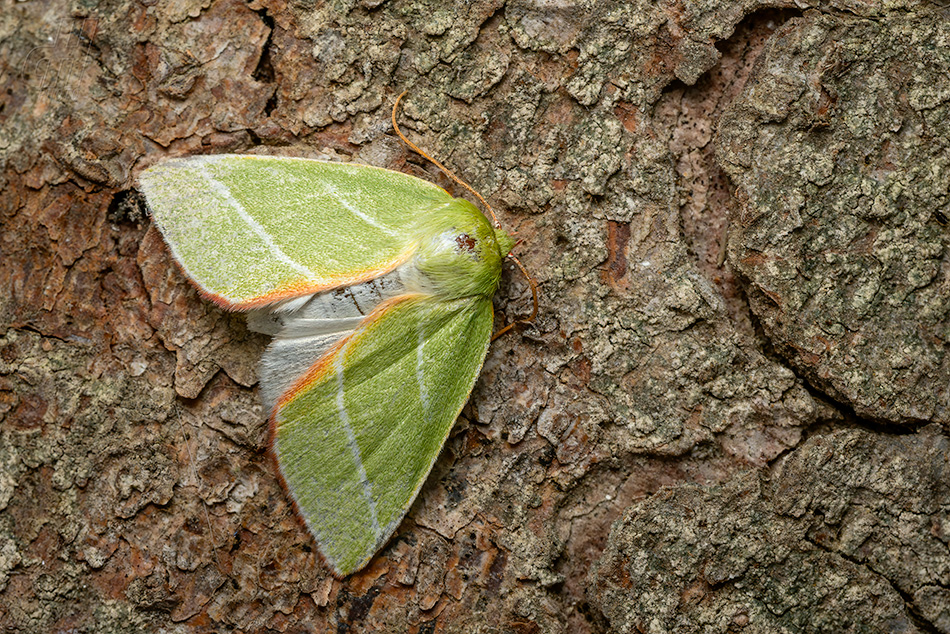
top-left (1, 0), bottom-right (948, 632)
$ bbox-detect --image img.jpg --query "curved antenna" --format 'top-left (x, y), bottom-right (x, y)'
top-left (491, 253), bottom-right (540, 341)
top-left (392, 91), bottom-right (501, 228)
top-left (391, 91), bottom-right (540, 339)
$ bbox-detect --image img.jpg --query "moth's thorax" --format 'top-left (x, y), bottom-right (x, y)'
top-left (403, 199), bottom-right (509, 300)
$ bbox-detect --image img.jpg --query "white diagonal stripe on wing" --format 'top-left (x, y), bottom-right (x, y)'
top-left (323, 182), bottom-right (399, 236)
top-left (198, 163), bottom-right (318, 279)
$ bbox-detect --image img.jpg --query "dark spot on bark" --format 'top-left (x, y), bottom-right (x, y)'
top-left (603, 220), bottom-right (630, 286)
top-left (445, 477), bottom-right (465, 506)
top-left (538, 445), bottom-right (555, 466)
top-left (338, 585), bottom-right (379, 631)
top-left (12, 393), bottom-right (47, 429)
top-left (486, 548), bottom-right (508, 594)
top-left (107, 189), bottom-right (147, 225)
top-left (251, 9), bottom-right (276, 84)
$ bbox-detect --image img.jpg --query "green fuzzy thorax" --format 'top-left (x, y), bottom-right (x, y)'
top-left (409, 198), bottom-right (511, 300)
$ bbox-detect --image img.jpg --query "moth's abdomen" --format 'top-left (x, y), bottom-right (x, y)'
top-left (255, 270), bottom-right (406, 410)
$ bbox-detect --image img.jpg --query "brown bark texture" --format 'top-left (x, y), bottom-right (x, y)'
top-left (0, 0), bottom-right (948, 632)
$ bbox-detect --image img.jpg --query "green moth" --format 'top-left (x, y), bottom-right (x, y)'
top-left (139, 153), bottom-right (515, 576)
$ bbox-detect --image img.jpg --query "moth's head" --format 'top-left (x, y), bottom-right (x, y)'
top-left (410, 199), bottom-right (508, 299)
top-left (493, 226), bottom-right (515, 258)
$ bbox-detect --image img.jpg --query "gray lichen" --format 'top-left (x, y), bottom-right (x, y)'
top-left (590, 426), bottom-right (948, 633)
top-left (718, 9), bottom-right (950, 424)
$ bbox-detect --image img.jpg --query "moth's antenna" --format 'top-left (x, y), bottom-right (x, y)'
top-left (492, 253), bottom-right (540, 341)
top-left (392, 92), bottom-right (540, 339)
top-left (392, 91), bottom-right (501, 228)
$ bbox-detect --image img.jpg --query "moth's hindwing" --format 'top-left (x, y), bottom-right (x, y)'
top-left (272, 294), bottom-right (493, 576)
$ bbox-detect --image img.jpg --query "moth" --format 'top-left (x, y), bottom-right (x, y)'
top-left (139, 102), bottom-right (533, 577)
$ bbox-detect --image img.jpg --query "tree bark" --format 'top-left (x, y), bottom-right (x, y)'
top-left (1, 0), bottom-right (947, 632)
